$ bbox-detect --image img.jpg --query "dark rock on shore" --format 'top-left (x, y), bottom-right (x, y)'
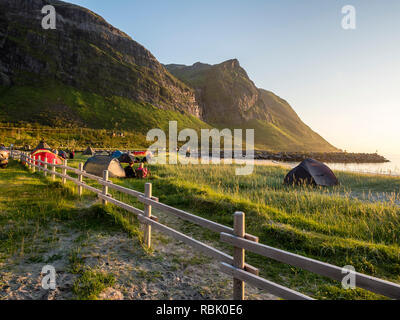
top-left (209, 151), bottom-right (388, 164)
top-left (252, 151), bottom-right (389, 164)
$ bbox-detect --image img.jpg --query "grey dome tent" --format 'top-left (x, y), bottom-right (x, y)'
top-left (284, 158), bottom-right (339, 187)
top-left (83, 146), bottom-right (95, 156)
top-left (83, 155), bottom-right (126, 178)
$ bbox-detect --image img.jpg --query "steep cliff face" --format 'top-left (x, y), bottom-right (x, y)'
top-left (166, 60), bottom-right (337, 152)
top-left (0, 0), bottom-right (200, 116)
top-left (166, 59), bottom-right (271, 125)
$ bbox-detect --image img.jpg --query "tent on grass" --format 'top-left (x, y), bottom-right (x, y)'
top-left (111, 150), bottom-right (123, 159)
top-left (0, 149), bottom-right (9, 168)
top-left (58, 150), bottom-right (68, 159)
top-left (133, 151), bottom-right (149, 157)
top-left (31, 149), bottom-right (63, 167)
top-left (33, 141), bottom-right (51, 152)
top-left (83, 155), bottom-right (126, 178)
top-left (118, 153), bottom-right (136, 164)
top-left (83, 146), bottom-right (95, 156)
top-left (284, 158), bottom-right (339, 187)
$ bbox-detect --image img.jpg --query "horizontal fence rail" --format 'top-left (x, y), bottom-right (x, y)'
top-left (220, 262), bottom-right (314, 300)
top-left (220, 232), bottom-right (400, 300)
top-left (138, 196), bottom-right (259, 242)
top-left (10, 151), bottom-right (400, 300)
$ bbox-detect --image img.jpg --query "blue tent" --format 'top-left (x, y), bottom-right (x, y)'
top-left (58, 150), bottom-right (68, 159)
top-left (111, 150), bottom-right (123, 159)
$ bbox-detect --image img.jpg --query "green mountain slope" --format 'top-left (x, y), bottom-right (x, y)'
top-left (0, 82), bottom-right (209, 132)
top-left (0, 0), bottom-right (201, 118)
top-left (165, 61), bottom-right (338, 152)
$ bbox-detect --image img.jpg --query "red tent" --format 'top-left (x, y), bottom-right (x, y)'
top-left (31, 149), bottom-right (63, 167)
top-left (133, 151), bottom-right (148, 157)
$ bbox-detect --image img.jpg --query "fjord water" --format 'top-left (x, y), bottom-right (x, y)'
top-left (325, 154), bottom-right (400, 176)
top-left (250, 155), bottom-right (400, 176)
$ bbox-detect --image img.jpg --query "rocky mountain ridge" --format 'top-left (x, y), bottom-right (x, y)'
top-left (0, 0), bottom-right (200, 116)
top-left (165, 61), bottom-right (338, 152)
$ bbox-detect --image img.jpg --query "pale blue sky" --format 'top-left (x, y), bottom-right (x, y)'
top-left (67, 0), bottom-right (400, 154)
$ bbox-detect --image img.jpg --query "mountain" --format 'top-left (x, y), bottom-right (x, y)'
top-left (0, 0), bottom-right (203, 130)
top-left (165, 61), bottom-right (338, 152)
top-left (0, 0), bottom-right (337, 152)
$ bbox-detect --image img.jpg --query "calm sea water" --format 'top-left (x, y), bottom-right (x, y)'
top-left (247, 155), bottom-right (400, 176)
top-left (196, 155), bottom-right (400, 176)
top-left (274, 154), bottom-right (400, 176)
top-left (323, 154), bottom-right (400, 176)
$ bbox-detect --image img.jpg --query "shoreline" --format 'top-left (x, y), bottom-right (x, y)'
top-left (252, 151), bottom-right (389, 164)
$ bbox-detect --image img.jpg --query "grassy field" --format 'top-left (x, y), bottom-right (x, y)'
top-left (2, 155), bottom-right (400, 299)
top-left (107, 160), bottom-right (400, 299)
top-left (0, 160), bottom-right (144, 300)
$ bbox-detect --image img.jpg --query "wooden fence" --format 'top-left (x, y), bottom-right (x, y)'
top-left (10, 150), bottom-right (400, 300)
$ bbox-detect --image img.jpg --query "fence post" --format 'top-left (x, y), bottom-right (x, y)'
top-left (52, 159), bottom-right (56, 181)
top-left (77, 163), bottom-right (83, 197)
top-left (44, 157), bottom-right (48, 177)
top-left (62, 159), bottom-right (67, 185)
top-left (32, 155), bottom-right (36, 173)
top-left (144, 183), bottom-right (152, 248)
top-left (233, 211), bottom-right (245, 300)
top-left (102, 170), bottom-right (109, 205)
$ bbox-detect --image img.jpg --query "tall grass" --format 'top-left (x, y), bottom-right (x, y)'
top-left (5, 155), bottom-right (399, 299)
top-left (112, 162), bottom-right (400, 299)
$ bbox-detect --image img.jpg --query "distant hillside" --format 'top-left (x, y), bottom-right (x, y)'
top-left (165, 61), bottom-right (338, 152)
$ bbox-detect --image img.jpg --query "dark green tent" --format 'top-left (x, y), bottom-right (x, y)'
top-left (83, 146), bottom-right (95, 156)
top-left (284, 158), bottom-right (339, 187)
top-left (33, 141), bottom-right (51, 152)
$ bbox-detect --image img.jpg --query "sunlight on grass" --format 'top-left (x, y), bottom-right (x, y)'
top-left (109, 161), bottom-right (400, 299)
top-left (2, 157), bottom-right (399, 299)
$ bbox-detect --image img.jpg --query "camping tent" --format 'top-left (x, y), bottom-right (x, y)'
top-left (83, 155), bottom-right (126, 178)
top-left (111, 150), bottom-right (123, 159)
top-left (31, 149), bottom-right (63, 167)
top-left (284, 158), bottom-right (339, 187)
top-left (83, 146), bottom-right (95, 156)
top-left (58, 150), bottom-right (68, 159)
top-left (118, 153), bottom-right (136, 164)
top-left (133, 151), bottom-right (148, 157)
top-left (0, 149), bottom-right (9, 168)
top-left (33, 141), bottom-right (51, 152)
